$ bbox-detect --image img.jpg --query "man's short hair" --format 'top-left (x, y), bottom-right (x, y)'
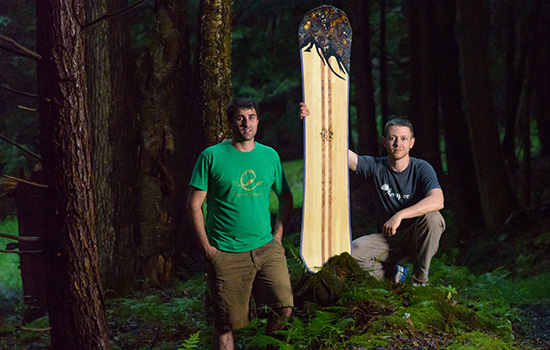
top-left (226, 98), bottom-right (259, 121)
top-left (384, 117), bottom-right (414, 138)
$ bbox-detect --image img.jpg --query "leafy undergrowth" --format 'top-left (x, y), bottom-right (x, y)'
top-left (1, 232), bottom-right (549, 349)
top-left (3, 255), bottom-right (545, 349)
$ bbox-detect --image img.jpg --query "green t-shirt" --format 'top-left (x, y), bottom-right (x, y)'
top-left (189, 140), bottom-right (290, 252)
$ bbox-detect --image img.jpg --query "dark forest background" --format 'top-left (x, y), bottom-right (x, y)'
top-left (1, 0), bottom-right (550, 348)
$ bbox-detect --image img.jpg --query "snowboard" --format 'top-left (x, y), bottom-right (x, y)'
top-left (299, 5), bottom-right (352, 273)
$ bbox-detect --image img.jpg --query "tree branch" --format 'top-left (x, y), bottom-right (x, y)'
top-left (0, 85), bottom-right (38, 98)
top-left (0, 134), bottom-right (41, 160)
top-left (83, 0), bottom-right (145, 29)
top-left (18, 105), bottom-right (38, 112)
top-left (0, 249), bottom-right (43, 254)
top-left (2, 175), bottom-right (47, 188)
top-left (0, 232), bottom-right (41, 242)
top-left (0, 34), bottom-right (41, 60)
top-left (19, 326), bottom-right (52, 332)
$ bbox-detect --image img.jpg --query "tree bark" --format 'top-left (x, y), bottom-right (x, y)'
top-left (85, 1), bottom-right (115, 293)
top-left (529, 0), bottom-right (550, 154)
top-left (379, 0), bottom-right (389, 129)
top-left (350, 0), bottom-right (379, 155)
top-left (456, 0), bottom-right (518, 230)
top-left (433, 0), bottom-right (485, 236)
top-left (405, 0), bottom-right (443, 174)
top-left (36, 0), bottom-right (111, 348)
top-left (501, 0), bottom-right (520, 169)
top-left (107, 0), bottom-right (141, 293)
top-left (85, 0), bottom-right (141, 295)
top-left (199, 0), bottom-right (233, 146)
top-left (139, 0), bottom-right (190, 284)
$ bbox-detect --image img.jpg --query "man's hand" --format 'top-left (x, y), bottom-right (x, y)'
top-left (204, 245), bottom-right (218, 260)
top-left (299, 102), bottom-right (310, 119)
top-left (383, 213), bottom-right (403, 237)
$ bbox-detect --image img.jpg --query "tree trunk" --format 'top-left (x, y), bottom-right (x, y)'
top-left (434, 0), bottom-right (485, 237)
top-left (139, 0), bottom-right (189, 285)
top-left (85, 0), bottom-right (140, 296)
top-left (405, 0), bottom-right (443, 174)
top-left (15, 172), bottom-right (48, 322)
top-left (199, 0), bottom-right (233, 145)
top-left (379, 0), bottom-right (389, 129)
top-left (85, 0), bottom-right (115, 291)
top-left (350, 0), bottom-right (379, 155)
top-left (36, 0), bottom-right (111, 348)
top-left (530, 0), bottom-right (550, 154)
top-left (106, 0), bottom-right (141, 293)
top-left (501, 0), bottom-right (519, 169)
top-left (456, 0), bottom-right (518, 230)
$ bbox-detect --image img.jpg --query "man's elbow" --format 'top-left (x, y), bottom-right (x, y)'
top-left (437, 195), bottom-right (445, 211)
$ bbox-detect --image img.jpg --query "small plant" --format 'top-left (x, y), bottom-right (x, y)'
top-left (177, 331), bottom-right (200, 350)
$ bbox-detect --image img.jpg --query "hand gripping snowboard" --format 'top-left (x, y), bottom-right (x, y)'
top-left (299, 5), bottom-right (352, 273)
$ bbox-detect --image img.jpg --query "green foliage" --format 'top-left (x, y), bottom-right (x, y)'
top-left (269, 159), bottom-right (304, 213)
top-left (177, 331), bottom-right (201, 350)
top-left (284, 238), bottom-right (308, 282)
top-left (107, 277), bottom-right (211, 349)
top-left (446, 331), bottom-right (519, 350)
top-left (0, 16), bottom-right (11, 26)
top-left (0, 217), bottom-right (22, 298)
top-left (108, 277), bottom-right (208, 329)
top-left (17, 316), bottom-right (51, 344)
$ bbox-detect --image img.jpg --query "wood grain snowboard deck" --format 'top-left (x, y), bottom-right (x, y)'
top-left (299, 5), bottom-right (352, 273)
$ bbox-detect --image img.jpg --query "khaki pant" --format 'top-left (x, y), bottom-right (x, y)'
top-left (206, 239), bottom-right (294, 330)
top-left (351, 211), bottom-right (445, 283)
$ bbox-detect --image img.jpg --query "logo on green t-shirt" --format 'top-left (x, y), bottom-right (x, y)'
top-left (233, 169), bottom-right (264, 191)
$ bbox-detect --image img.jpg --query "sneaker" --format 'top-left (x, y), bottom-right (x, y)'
top-left (412, 279), bottom-right (427, 287)
top-left (394, 265), bottom-right (407, 283)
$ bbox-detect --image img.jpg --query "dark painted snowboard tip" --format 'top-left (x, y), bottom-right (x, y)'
top-left (299, 5), bottom-right (352, 76)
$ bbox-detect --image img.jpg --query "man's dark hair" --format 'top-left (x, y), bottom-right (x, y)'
top-left (226, 98), bottom-right (259, 121)
top-left (383, 117), bottom-right (414, 138)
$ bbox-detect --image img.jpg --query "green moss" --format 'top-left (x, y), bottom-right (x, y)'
top-left (365, 314), bottom-right (411, 334)
top-left (348, 334), bottom-right (390, 349)
top-left (405, 301), bottom-right (448, 332)
top-left (446, 331), bottom-right (520, 350)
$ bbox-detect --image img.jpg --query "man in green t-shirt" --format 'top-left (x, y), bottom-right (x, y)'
top-left (187, 98), bottom-right (294, 350)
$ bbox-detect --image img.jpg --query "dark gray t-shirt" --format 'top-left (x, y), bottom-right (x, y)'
top-left (355, 156), bottom-right (441, 231)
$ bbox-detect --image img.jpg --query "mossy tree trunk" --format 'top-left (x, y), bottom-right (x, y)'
top-left (36, 0), bottom-right (111, 348)
top-left (199, 0), bottom-right (233, 146)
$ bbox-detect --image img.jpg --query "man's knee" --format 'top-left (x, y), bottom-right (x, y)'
top-left (423, 211), bottom-right (446, 233)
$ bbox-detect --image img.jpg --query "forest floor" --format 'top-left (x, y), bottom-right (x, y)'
top-left (2, 159), bottom-right (550, 349)
top-left (2, 203), bottom-right (550, 349)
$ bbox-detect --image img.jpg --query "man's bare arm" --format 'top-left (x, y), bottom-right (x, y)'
top-left (348, 150), bottom-right (358, 171)
top-left (187, 186), bottom-right (217, 259)
top-left (273, 189), bottom-right (293, 244)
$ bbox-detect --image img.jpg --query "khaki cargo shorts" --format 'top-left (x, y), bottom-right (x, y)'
top-left (206, 239), bottom-right (294, 330)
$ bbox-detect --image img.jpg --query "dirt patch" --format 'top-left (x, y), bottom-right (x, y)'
top-left (515, 304), bottom-right (550, 349)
